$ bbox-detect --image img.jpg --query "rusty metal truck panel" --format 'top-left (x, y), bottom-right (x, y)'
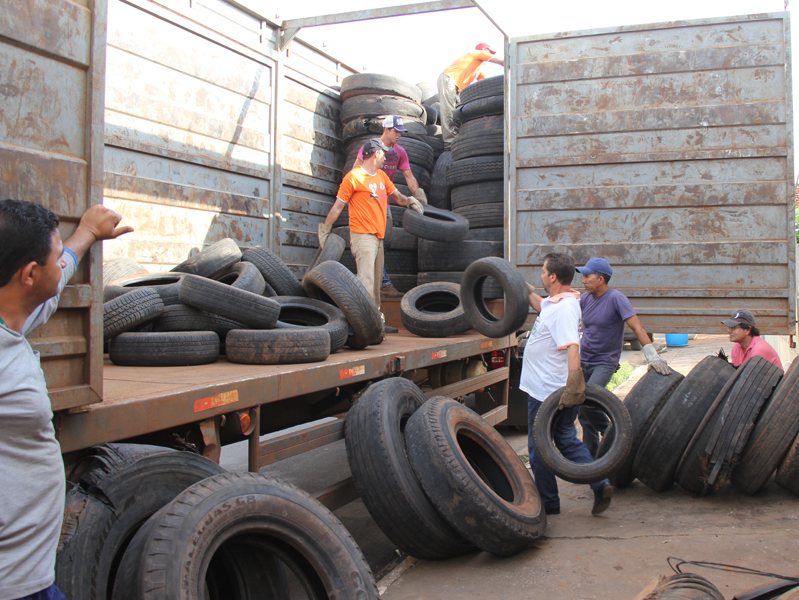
top-left (508, 13), bottom-right (796, 334)
top-left (0, 0), bottom-right (107, 410)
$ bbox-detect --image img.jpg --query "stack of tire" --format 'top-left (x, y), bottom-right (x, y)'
top-left (416, 80), bottom-right (445, 161)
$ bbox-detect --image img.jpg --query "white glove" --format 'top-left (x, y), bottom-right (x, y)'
top-left (408, 198), bottom-right (424, 215)
top-left (643, 343), bottom-right (672, 375)
top-left (318, 223), bottom-right (332, 249)
top-left (412, 188), bottom-right (428, 204)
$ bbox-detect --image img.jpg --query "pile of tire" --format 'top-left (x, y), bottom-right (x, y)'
top-left (345, 377), bottom-right (546, 559)
top-left (596, 353), bottom-right (799, 498)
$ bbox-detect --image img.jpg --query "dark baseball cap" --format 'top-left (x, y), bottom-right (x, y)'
top-left (382, 115), bottom-right (408, 132)
top-left (362, 138), bottom-right (390, 157)
top-left (721, 309), bottom-right (756, 328)
top-left (575, 257), bottom-right (613, 278)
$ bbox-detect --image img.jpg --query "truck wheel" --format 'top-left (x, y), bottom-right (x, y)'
top-left (450, 180), bottom-right (504, 209)
top-left (56, 445), bottom-right (225, 600)
top-left (451, 115), bottom-right (504, 161)
top-left (446, 156), bottom-right (504, 187)
top-left (240, 246), bottom-right (305, 297)
top-left (212, 261), bottom-right (266, 295)
top-left (103, 288), bottom-right (165, 339)
top-left (400, 282), bottom-right (470, 338)
top-left (179, 275), bottom-right (280, 329)
top-left (226, 328), bottom-right (330, 364)
top-left (458, 74), bottom-right (504, 104)
top-left (402, 205), bottom-right (469, 243)
top-left (597, 369), bottom-right (684, 487)
top-left (112, 473), bottom-right (379, 600)
top-left (452, 203), bottom-right (504, 229)
top-left (103, 257), bottom-right (148, 288)
top-left (405, 396), bottom-right (546, 556)
top-left (460, 257), bottom-right (529, 338)
top-left (273, 296), bottom-right (349, 353)
top-left (633, 356), bottom-right (735, 492)
top-left (103, 273), bottom-right (185, 305)
top-left (345, 379), bottom-right (474, 560)
top-left (340, 73), bottom-right (422, 103)
top-left (109, 331), bottom-right (220, 366)
top-left (534, 384), bottom-right (633, 483)
top-left (170, 238), bottom-right (242, 279)
top-left (301, 261), bottom-right (383, 349)
top-left (152, 304), bottom-right (246, 338)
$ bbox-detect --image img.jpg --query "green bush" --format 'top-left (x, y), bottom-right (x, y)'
top-left (607, 361), bottom-right (634, 392)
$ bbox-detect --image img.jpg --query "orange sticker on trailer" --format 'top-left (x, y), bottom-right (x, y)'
top-left (194, 390), bottom-right (239, 413)
top-left (431, 350), bottom-right (447, 360)
top-left (340, 365), bottom-right (365, 379)
top-left (481, 340), bottom-right (493, 349)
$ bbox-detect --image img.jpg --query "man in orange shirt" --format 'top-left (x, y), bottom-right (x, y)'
top-left (319, 139), bottom-right (424, 309)
top-left (437, 43), bottom-right (504, 145)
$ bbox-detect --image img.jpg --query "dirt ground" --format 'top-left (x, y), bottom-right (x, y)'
top-left (379, 334), bottom-right (799, 600)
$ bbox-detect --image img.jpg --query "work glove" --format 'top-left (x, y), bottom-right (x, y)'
top-left (643, 343), bottom-right (672, 375)
top-left (318, 223), bottom-right (332, 249)
top-left (559, 369), bottom-right (586, 410)
top-left (408, 198), bottom-right (425, 215)
top-left (412, 188), bottom-right (428, 204)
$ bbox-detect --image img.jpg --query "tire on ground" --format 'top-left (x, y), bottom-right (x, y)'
top-left (273, 296), bottom-right (349, 353)
top-left (109, 331), bottom-right (220, 366)
top-left (226, 328), bottom-right (330, 365)
top-left (405, 396), bottom-right (546, 556)
top-left (776, 431), bottom-right (799, 497)
top-left (400, 282), bottom-right (471, 338)
top-left (402, 204), bottom-right (469, 243)
top-left (460, 257), bottom-right (528, 338)
top-left (241, 246), bottom-right (305, 297)
top-left (103, 288), bottom-right (165, 339)
top-left (340, 73), bottom-right (422, 103)
top-left (170, 238), bottom-right (242, 279)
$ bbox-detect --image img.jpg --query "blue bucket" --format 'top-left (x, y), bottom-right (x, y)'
top-left (665, 333), bottom-right (689, 347)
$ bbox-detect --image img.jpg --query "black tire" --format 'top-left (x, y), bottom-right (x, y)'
top-left (389, 227), bottom-right (418, 251)
top-left (170, 238), bottom-right (242, 279)
top-left (533, 384), bottom-right (633, 483)
top-left (306, 233), bottom-right (346, 274)
top-left (393, 163), bottom-right (431, 190)
top-left (732, 357), bottom-right (799, 494)
top-left (109, 331), bottom-right (220, 366)
top-left (384, 249), bottom-right (418, 274)
top-left (212, 261), bottom-right (266, 295)
top-left (423, 103), bottom-right (439, 124)
top-left (400, 282), bottom-right (470, 338)
top-left (342, 117), bottom-right (427, 143)
top-left (450, 180), bottom-right (504, 209)
top-left (112, 473), bottom-right (379, 600)
top-left (273, 296), bottom-right (349, 353)
top-left (402, 204), bottom-right (469, 243)
top-left (103, 288), bottom-right (165, 339)
top-left (56, 446), bottom-right (225, 600)
top-left (340, 73), bottom-right (422, 103)
top-left (461, 257), bottom-right (528, 338)
top-left (240, 246), bottom-right (305, 297)
top-left (226, 328), bottom-right (330, 365)
top-left (388, 274), bottom-right (418, 293)
top-left (345, 379), bottom-right (473, 560)
top-left (179, 274), bottom-right (280, 329)
top-left (103, 257), bottom-right (148, 288)
top-left (388, 203), bottom-right (407, 227)
top-left (451, 115), bottom-right (504, 160)
top-left (459, 74), bottom-right (504, 104)
top-left (397, 137), bottom-right (435, 171)
top-left (405, 397), bottom-right (546, 556)
top-left (776, 431), bottom-right (799, 496)
top-left (447, 156), bottom-right (504, 187)
top-left (301, 261), bottom-right (383, 349)
top-left (429, 151), bottom-right (453, 209)
top-left (452, 202), bottom-right (504, 228)
top-left (633, 357), bottom-right (735, 492)
top-left (152, 304), bottom-right (246, 338)
top-left (676, 356), bottom-right (783, 494)
top-left (597, 369), bottom-right (685, 488)
top-left (418, 270), bottom-right (504, 299)
top-left (103, 273), bottom-right (184, 305)
top-left (458, 95), bottom-right (504, 122)
top-left (341, 94), bottom-right (425, 123)
top-left (425, 134), bottom-right (445, 159)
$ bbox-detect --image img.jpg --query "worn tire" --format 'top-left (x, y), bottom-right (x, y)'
top-left (597, 369), bottom-right (685, 487)
top-left (418, 270), bottom-right (504, 299)
top-left (306, 233), bottom-right (346, 274)
top-left (458, 95), bottom-right (504, 122)
top-left (103, 257), bottom-right (148, 289)
top-left (534, 384), bottom-right (633, 483)
top-left (340, 73), bottom-right (422, 103)
top-left (732, 357), bottom-right (799, 494)
top-left (301, 261), bottom-right (383, 349)
top-left (453, 203), bottom-right (504, 228)
top-left (273, 296), bottom-right (349, 353)
top-left (103, 273), bottom-right (184, 305)
top-left (179, 274), bottom-right (279, 329)
top-left (109, 331), bottom-right (220, 366)
top-left (447, 156), bottom-right (503, 187)
top-left (152, 304), bottom-right (246, 339)
top-left (429, 151), bottom-right (452, 209)
top-left (461, 257), bottom-right (528, 338)
top-left (384, 249), bottom-right (418, 274)
top-left (400, 282), bottom-right (470, 338)
top-left (451, 115), bottom-right (504, 160)
top-left (170, 238), bottom-right (242, 279)
top-left (776, 431), bottom-right (799, 497)
top-left (388, 274), bottom-right (418, 293)
top-left (103, 288), bottom-right (165, 339)
top-left (226, 328), bottom-right (330, 365)
top-left (393, 163), bottom-right (431, 190)
top-left (402, 204), bottom-right (469, 243)
top-left (241, 246), bottom-right (305, 297)
top-left (211, 261), bottom-right (266, 294)
top-left (450, 180), bottom-right (504, 209)
top-left (459, 74), bottom-right (504, 104)
top-left (112, 473), bottom-right (379, 600)
top-left (397, 137), bottom-right (435, 171)
top-left (345, 379), bottom-right (473, 560)
top-left (405, 397), bottom-right (546, 556)
top-left (633, 356), bottom-right (735, 492)
top-left (341, 94), bottom-right (425, 123)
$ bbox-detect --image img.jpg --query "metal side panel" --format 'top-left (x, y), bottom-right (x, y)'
top-left (509, 13), bottom-right (796, 334)
top-left (0, 0), bottom-right (107, 410)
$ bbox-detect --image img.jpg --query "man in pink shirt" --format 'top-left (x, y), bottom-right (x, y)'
top-left (721, 309), bottom-right (781, 368)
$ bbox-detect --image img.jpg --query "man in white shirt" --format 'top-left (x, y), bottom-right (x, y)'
top-left (520, 252), bottom-right (614, 516)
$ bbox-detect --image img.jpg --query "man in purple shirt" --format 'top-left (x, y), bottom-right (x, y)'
top-left (576, 258), bottom-right (671, 456)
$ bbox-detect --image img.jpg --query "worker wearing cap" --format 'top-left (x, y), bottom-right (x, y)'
top-left (437, 43), bottom-right (504, 145)
top-left (721, 309), bottom-right (781, 368)
top-left (352, 116), bottom-right (428, 302)
top-left (319, 138), bottom-right (424, 309)
top-left (575, 257), bottom-right (671, 457)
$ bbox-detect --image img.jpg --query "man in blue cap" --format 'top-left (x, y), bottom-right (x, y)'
top-left (575, 257), bottom-right (671, 456)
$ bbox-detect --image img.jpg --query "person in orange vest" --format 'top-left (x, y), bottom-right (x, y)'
top-left (437, 43), bottom-right (504, 145)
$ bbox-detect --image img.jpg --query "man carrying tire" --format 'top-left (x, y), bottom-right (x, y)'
top-left (521, 252), bottom-right (614, 516)
top-left (437, 43), bottom-right (504, 145)
top-left (0, 199), bottom-right (132, 600)
top-left (722, 309), bottom-right (781, 368)
top-left (575, 257), bottom-right (672, 457)
top-left (352, 116), bottom-right (428, 305)
top-left (319, 139), bottom-right (424, 318)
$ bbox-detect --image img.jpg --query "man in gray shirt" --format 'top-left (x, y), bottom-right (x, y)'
top-left (0, 200), bottom-right (131, 600)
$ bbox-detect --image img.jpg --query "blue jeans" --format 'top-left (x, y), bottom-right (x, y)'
top-left (528, 395), bottom-right (609, 511)
top-left (382, 205), bottom-right (392, 287)
top-left (15, 585), bottom-right (68, 600)
top-left (579, 363), bottom-right (618, 457)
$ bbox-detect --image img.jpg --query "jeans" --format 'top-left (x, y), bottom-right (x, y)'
top-left (350, 232), bottom-right (384, 310)
top-left (382, 205), bottom-right (392, 288)
top-left (15, 585), bottom-right (68, 600)
top-left (578, 363), bottom-right (618, 457)
top-left (527, 395), bottom-right (609, 511)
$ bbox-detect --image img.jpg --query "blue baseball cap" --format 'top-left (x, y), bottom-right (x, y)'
top-left (576, 258), bottom-right (613, 277)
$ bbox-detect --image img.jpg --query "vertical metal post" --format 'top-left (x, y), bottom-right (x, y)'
top-left (248, 405), bottom-right (261, 473)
